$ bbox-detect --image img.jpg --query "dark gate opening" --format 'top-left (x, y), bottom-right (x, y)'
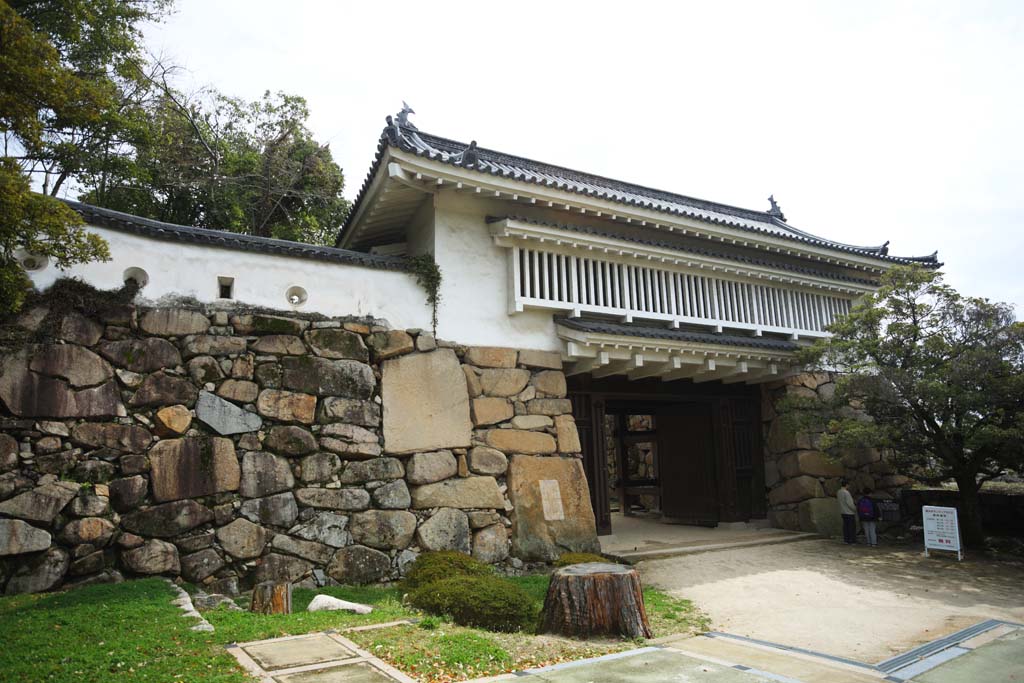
top-left (569, 374), bottom-right (764, 536)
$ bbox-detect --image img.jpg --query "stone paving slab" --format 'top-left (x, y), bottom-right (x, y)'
top-left (274, 661), bottom-right (399, 683)
top-left (911, 629), bottom-right (1024, 683)
top-left (244, 633), bottom-right (357, 671)
top-left (511, 648), bottom-right (777, 682)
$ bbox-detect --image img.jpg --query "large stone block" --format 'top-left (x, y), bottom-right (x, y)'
top-left (366, 330), bottom-right (414, 360)
top-left (4, 547), bottom-right (68, 594)
top-left (471, 397), bottom-right (513, 426)
top-left (464, 347), bottom-right (517, 369)
top-left (349, 510), bottom-right (416, 550)
top-left (149, 437), bottom-right (240, 502)
top-left (339, 458), bottom-right (404, 484)
top-left (217, 379), bottom-right (260, 403)
top-left (466, 447), bottom-right (508, 476)
top-left (517, 350), bottom-right (563, 370)
top-left (281, 356), bottom-right (375, 398)
top-left (122, 539), bottom-right (180, 575)
top-left (250, 335), bottom-right (307, 355)
top-left (121, 500), bottom-right (213, 537)
top-left (257, 389), bottom-right (316, 424)
top-left (319, 398), bottom-right (380, 426)
top-left (57, 311), bottom-right (103, 346)
top-left (766, 418), bottom-right (814, 454)
top-left (240, 451), bottom-right (294, 497)
top-left (479, 368), bottom-right (530, 397)
top-left (60, 517), bottom-right (116, 546)
top-left (239, 492), bottom-right (299, 527)
top-left (410, 477), bottom-right (504, 510)
top-left (372, 479), bottom-right (411, 509)
top-left (405, 451), bottom-right (457, 485)
top-left (798, 497), bottom-right (843, 537)
top-left (472, 524), bottom-right (509, 564)
top-left (216, 518), bottom-right (266, 559)
top-left (97, 338), bottom-right (182, 373)
top-left (231, 314), bottom-right (308, 336)
top-left (181, 548), bottom-right (224, 582)
top-left (307, 328), bottom-right (369, 361)
top-left (290, 512), bottom-right (350, 547)
top-left (416, 508), bottom-right (470, 553)
top-left (382, 349), bottom-right (471, 454)
top-left (526, 399), bottom-right (573, 416)
top-left (108, 476), bottom-right (148, 512)
top-left (0, 519), bottom-right (51, 556)
top-left (265, 426), bottom-right (317, 455)
top-left (299, 453), bottom-right (342, 483)
top-left (129, 372), bottom-right (198, 409)
top-left (30, 344), bottom-right (113, 387)
top-left (532, 371), bottom-right (567, 397)
top-left (0, 481), bottom-right (78, 523)
top-left (271, 534), bottom-right (332, 564)
top-left (294, 488), bottom-right (370, 511)
top-left (180, 335), bottom-right (248, 358)
top-left (506, 455), bottom-right (600, 562)
top-left (253, 553), bottom-right (312, 583)
top-left (484, 429), bottom-right (557, 454)
top-left (71, 422), bottom-right (152, 452)
top-left (778, 450), bottom-right (844, 479)
top-left (768, 476), bottom-right (824, 506)
top-left (554, 415), bottom-right (582, 453)
top-left (327, 545), bottom-right (390, 584)
top-left (195, 391), bottom-right (262, 435)
top-left (139, 309), bottom-right (209, 336)
top-left (0, 350), bottom-right (123, 418)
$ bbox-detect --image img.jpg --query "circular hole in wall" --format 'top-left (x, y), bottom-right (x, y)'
top-left (16, 251), bottom-right (48, 272)
top-left (286, 285), bottom-right (308, 307)
top-left (123, 267), bottom-right (149, 288)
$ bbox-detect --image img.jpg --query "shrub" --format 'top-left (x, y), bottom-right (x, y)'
top-left (403, 551), bottom-right (493, 590)
top-left (408, 575), bottom-right (535, 633)
top-left (555, 552), bottom-right (610, 567)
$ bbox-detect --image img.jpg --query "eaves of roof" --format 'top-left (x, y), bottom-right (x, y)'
top-left (556, 317), bottom-right (801, 353)
top-left (338, 122), bottom-right (941, 269)
top-left (64, 199), bottom-right (410, 271)
top-left (487, 215), bottom-right (880, 287)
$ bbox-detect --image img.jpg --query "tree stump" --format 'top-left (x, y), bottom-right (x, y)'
top-left (540, 562), bottom-right (653, 639)
top-left (250, 581), bottom-right (292, 615)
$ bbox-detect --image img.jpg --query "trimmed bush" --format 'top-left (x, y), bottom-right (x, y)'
top-left (403, 551), bottom-right (493, 590)
top-left (408, 575), bottom-right (535, 632)
top-left (555, 552), bottom-right (610, 567)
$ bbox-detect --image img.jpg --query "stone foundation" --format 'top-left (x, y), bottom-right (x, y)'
top-left (762, 373), bottom-right (911, 535)
top-left (0, 299), bottom-right (595, 595)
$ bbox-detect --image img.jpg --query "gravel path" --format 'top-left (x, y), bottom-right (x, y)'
top-left (640, 538), bottom-right (1024, 663)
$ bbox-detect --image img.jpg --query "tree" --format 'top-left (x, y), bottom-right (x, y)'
top-left (6, 0), bottom-right (171, 197)
top-left (80, 87), bottom-right (349, 246)
top-left (801, 265), bottom-right (1024, 548)
top-left (0, 1), bottom-right (110, 314)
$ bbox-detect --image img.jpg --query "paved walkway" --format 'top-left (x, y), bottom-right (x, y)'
top-left (226, 620), bottom-right (1024, 682)
top-left (598, 513), bottom-right (815, 561)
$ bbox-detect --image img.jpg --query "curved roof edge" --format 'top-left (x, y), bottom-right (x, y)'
top-left (337, 115), bottom-right (941, 269)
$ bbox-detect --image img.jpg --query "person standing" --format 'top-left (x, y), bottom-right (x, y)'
top-left (857, 487), bottom-right (880, 547)
top-left (838, 478), bottom-right (857, 544)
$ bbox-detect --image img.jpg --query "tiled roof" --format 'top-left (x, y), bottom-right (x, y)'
top-left (65, 200), bottom-right (409, 271)
top-left (556, 317), bottom-right (801, 353)
top-left (487, 215), bottom-right (881, 287)
top-left (339, 115), bottom-right (940, 268)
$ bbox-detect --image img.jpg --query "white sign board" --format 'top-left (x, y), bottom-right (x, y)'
top-left (923, 505), bottom-right (962, 561)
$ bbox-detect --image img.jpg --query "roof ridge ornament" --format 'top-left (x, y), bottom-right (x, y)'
top-left (767, 194), bottom-right (787, 222)
top-left (397, 101), bottom-right (417, 131)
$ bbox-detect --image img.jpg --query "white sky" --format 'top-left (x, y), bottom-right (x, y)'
top-left (143, 0), bottom-right (1024, 311)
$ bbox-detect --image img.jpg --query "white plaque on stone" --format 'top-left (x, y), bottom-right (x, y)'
top-left (539, 479), bottom-right (565, 521)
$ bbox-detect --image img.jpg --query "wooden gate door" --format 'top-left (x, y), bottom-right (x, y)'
top-left (657, 402), bottom-right (719, 525)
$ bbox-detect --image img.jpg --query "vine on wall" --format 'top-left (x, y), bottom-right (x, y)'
top-left (408, 253), bottom-right (442, 337)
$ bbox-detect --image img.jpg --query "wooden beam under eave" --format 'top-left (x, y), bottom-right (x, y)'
top-left (693, 360), bottom-right (747, 384)
top-left (565, 351), bottom-right (610, 377)
top-left (628, 356), bottom-right (682, 381)
top-left (592, 359), bottom-right (633, 379)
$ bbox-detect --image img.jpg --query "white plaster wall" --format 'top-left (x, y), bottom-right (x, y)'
top-left (27, 226), bottom-right (433, 329)
top-left (432, 191), bottom-right (562, 352)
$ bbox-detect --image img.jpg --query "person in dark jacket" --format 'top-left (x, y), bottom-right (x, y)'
top-left (857, 487), bottom-right (880, 547)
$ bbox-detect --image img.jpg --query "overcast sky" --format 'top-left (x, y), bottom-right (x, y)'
top-left (143, 1), bottom-right (1024, 311)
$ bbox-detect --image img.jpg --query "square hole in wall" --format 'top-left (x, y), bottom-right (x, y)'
top-left (218, 276), bottom-right (234, 300)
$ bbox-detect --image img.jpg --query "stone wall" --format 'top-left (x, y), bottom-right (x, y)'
top-left (762, 373), bottom-right (911, 537)
top-left (0, 298), bottom-right (596, 595)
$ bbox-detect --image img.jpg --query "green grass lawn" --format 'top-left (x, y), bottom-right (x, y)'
top-left (0, 574), bottom-right (707, 683)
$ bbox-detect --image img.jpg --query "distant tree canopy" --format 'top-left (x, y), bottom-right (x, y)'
top-left (80, 88), bottom-right (349, 246)
top-left (798, 265), bottom-right (1024, 548)
top-left (1, 0), bottom-right (350, 314)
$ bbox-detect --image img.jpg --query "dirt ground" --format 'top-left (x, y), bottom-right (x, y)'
top-left (640, 538), bottom-right (1024, 664)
